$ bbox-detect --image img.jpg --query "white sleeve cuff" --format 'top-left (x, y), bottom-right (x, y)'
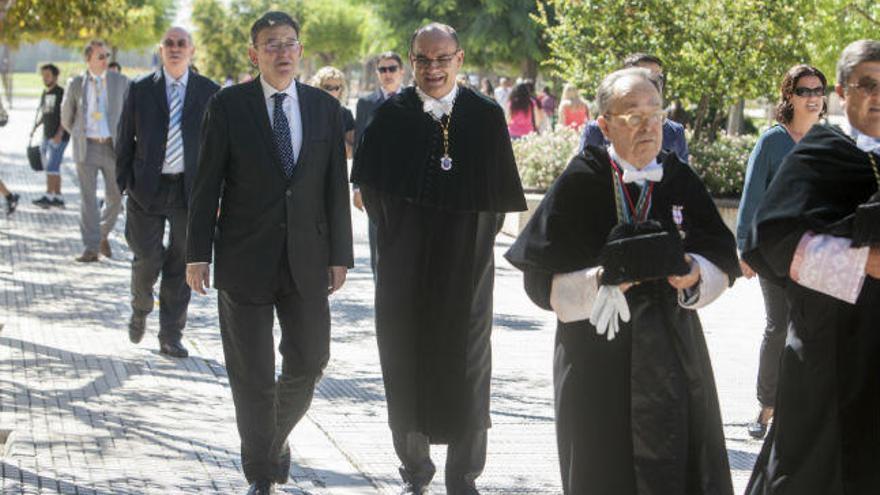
top-left (790, 232), bottom-right (869, 304)
top-left (678, 253), bottom-right (729, 310)
top-left (550, 267), bottom-right (602, 323)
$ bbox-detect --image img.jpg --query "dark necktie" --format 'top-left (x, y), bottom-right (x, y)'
top-left (272, 93), bottom-right (295, 177)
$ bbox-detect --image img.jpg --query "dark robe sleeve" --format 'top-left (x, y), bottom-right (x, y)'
top-left (505, 154), bottom-right (613, 274)
top-left (523, 270), bottom-right (553, 311)
top-left (742, 124), bottom-right (878, 284)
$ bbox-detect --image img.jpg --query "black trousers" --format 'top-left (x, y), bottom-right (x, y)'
top-left (756, 276), bottom-right (790, 407)
top-left (392, 428), bottom-right (487, 494)
top-left (124, 176), bottom-right (190, 342)
top-left (218, 254), bottom-right (330, 484)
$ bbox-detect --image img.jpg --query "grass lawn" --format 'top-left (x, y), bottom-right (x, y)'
top-left (11, 72), bottom-right (44, 98)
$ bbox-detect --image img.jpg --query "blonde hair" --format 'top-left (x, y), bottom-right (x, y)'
top-left (561, 83), bottom-right (583, 104)
top-left (310, 66), bottom-right (347, 102)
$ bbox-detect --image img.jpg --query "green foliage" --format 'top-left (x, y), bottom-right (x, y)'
top-left (192, 0), bottom-right (382, 82)
top-left (803, 0), bottom-right (879, 84)
top-left (688, 132), bottom-right (756, 198)
top-left (512, 126), bottom-right (580, 191)
top-left (537, 0), bottom-right (811, 141)
top-left (363, 0), bottom-right (547, 76)
top-left (1, 0), bottom-right (174, 51)
top-left (301, 0), bottom-right (372, 66)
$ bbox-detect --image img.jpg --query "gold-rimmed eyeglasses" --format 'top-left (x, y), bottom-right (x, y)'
top-left (412, 51), bottom-right (460, 69)
top-left (605, 110), bottom-right (666, 128)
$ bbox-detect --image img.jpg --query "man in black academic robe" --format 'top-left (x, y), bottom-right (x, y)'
top-left (505, 68), bottom-right (739, 495)
top-left (351, 23), bottom-right (525, 495)
top-left (743, 40), bottom-right (880, 495)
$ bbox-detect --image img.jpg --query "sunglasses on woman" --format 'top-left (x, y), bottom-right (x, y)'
top-left (793, 86), bottom-right (825, 97)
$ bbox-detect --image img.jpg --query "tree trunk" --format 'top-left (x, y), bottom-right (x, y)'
top-left (521, 57), bottom-right (538, 81)
top-left (726, 98), bottom-right (745, 136)
top-left (111, 46), bottom-right (118, 63)
top-left (692, 95), bottom-right (710, 143)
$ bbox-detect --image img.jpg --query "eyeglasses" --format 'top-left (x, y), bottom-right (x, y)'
top-left (847, 79), bottom-right (880, 97)
top-left (162, 38), bottom-right (189, 49)
top-left (377, 65), bottom-right (399, 74)
top-left (95, 53), bottom-right (111, 61)
top-left (605, 110), bottom-right (666, 128)
top-left (793, 86), bottom-right (825, 97)
top-left (322, 85), bottom-right (342, 92)
top-left (412, 52), bottom-right (460, 69)
top-left (257, 40), bottom-right (300, 53)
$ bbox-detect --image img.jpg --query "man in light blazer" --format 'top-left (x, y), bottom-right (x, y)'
top-left (186, 12), bottom-right (352, 495)
top-left (61, 39), bottom-right (129, 262)
top-left (116, 27), bottom-right (219, 357)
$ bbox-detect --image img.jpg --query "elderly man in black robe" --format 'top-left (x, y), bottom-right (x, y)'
top-left (351, 23), bottom-right (525, 495)
top-left (505, 67), bottom-right (739, 495)
top-left (743, 39), bottom-right (880, 495)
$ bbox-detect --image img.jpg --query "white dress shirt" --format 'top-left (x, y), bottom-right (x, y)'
top-left (162, 67), bottom-right (189, 174)
top-left (260, 76), bottom-right (303, 163)
top-left (85, 70), bottom-right (111, 139)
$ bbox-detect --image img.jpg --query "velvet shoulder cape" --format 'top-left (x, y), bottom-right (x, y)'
top-left (351, 85), bottom-right (526, 213)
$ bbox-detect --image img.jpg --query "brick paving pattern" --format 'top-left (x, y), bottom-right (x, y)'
top-left (1, 97), bottom-right (763, 494)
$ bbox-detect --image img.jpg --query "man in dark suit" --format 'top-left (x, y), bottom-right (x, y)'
top-left (185, 12), bottom-right (352, 495)
top-left (116, 27), bottom-right (219, 358)
top-left (352, 51), bottom-right (404, 272)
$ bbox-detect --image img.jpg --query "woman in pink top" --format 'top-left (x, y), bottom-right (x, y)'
top-left (557, 83), bottom-right (590, 130)
top-left (507, 83), bottom-right (538, 139)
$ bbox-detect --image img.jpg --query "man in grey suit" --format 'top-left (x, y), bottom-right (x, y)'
top-left (61, 39), bottom-right (129, 262)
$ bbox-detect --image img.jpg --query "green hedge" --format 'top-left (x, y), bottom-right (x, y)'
top-left (688, 133), bottom-right (756, 199)
top-left (512, 126), bottom-right (757, 199)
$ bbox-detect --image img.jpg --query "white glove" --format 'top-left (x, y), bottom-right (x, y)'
top-left (589, 285), bottom-right (631, 341)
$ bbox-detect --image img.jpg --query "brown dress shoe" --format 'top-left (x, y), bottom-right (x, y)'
top-left (75, 250), bottom-right (99, 262)
top-left (99, 238), bottom-right (112, 258)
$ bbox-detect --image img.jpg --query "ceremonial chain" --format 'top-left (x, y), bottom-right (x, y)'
top-left (869, 152), bottom-right (879, 189)
top-left (438, 115), bottom-right (453, 171)
top-left (609, 158), bottom-right (654, 224)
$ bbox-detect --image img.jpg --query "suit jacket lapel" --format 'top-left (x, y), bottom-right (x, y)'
top-left (245, 77), bottom-right (287, 180)
top-left (180, 70), bottom-right (196, 123)
top-left (152, 71), bottom-right (170, 119)
top-left (294, 80), bottom-right (312, 171)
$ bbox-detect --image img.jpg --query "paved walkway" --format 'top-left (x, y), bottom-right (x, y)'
top-left (1, 97), bottom-right (764, 494)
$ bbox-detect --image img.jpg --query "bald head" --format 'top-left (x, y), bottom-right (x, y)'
top-left (408, 22), bottom-right (464, 99)
top-left (160, 26), bottom-right (195, 78)
top-left (409, 22), bottom-right (460, 55)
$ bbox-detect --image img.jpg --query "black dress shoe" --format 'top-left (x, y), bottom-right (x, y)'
top-left (400, 483), bottom-right (431, 495)
top-left (246, 480), bottom-right (274, 495)
top-left (159, 340), bottom-right (189, 358)
top-left (128, 312), bottom-right (147, 344)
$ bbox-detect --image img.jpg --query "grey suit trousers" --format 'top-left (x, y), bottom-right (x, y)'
top-left (76, 141), bottom-right (122, 251)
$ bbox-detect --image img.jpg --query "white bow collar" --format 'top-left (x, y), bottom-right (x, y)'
top-left (416, 85), bottom-right (459, 119)
top-left (608, 145), bottom-right (663, 184)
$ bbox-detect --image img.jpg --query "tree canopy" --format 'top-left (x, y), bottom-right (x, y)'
top-left (1, 0), bottom-right (175, 52)
top-left (537, 0), bottom-right (878, 141)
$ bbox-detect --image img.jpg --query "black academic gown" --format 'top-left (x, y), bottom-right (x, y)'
top-left (505, 147), bottom-right (739, 495)
top-left (351, 86), bottom-right (526, 443)
top-left (743, 124), bottom-right (880, 495)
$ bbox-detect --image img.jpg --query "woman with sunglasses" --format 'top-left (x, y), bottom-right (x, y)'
top-left (310, 66), bottom-right (355, 158)
top-left (736, 64), bottom-right (827, 440)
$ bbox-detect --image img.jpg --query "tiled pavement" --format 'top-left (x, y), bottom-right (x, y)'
top-left (1, 97), bottom-right (764, 494)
